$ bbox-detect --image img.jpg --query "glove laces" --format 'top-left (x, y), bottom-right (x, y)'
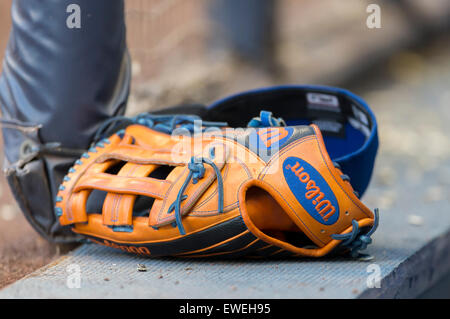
top-left (93, 113), bottom-right (228, 143)
top-left (331, 208), bottom-right (379, 258)
top-left (168, 154), bottom-right (224, 235)
top-left (247, 111), bottom-right (286, 128)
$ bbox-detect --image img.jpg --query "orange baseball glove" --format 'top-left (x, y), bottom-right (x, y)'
top-left (55, 112), bottom-right (378, 258)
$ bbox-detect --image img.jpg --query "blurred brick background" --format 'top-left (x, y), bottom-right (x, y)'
top-left (0, 0), bottom-right (11, 74)
top-left (125, 0), bottom-right (209, 82)
top-left (2, 0), bottom-right (449, 93)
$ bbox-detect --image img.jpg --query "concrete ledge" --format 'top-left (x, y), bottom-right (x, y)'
top-left (1, 197), bottom-right (449, 298)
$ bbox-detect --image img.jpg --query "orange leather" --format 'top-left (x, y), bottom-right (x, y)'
top-left (56, 123), bottom-right (375, 257)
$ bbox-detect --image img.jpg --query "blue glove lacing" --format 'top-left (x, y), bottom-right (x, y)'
top-left (93, 113), bottom-right (228, 143)
top-left (247, 111), bottom-right (286, 128)
top-left (167, 155), bottom-right (224, 235)
top-left (331, 208), bottom-right (379, 258)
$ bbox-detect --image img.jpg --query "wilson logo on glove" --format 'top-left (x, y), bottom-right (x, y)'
top-left (253, 127), bottom-right (294, 149)
top-left (283, 157), bottom-right (339, 225)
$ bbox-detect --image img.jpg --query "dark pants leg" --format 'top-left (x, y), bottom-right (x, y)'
top-left (0, 0), bottom-right (130, 242)
top-left (210, 0), bottom-right (276, 67)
